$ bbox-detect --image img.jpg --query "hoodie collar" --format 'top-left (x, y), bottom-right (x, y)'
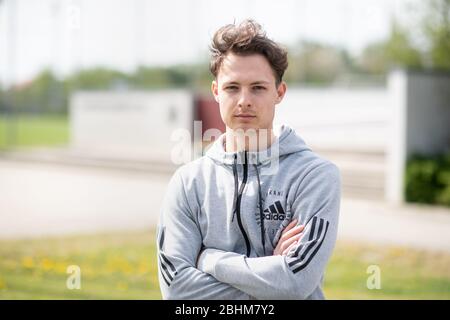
top-left (205, 124), bottom-right (310, 166)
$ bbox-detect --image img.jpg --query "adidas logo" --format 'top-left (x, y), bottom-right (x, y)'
top-left (263, 200), bottom-right (286, 220)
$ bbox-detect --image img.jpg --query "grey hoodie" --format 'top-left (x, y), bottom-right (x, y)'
top-left (156, 124), bottom-right (341, 300)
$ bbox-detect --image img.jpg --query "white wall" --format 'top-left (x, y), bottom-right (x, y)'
top-left (386, 70), bottom-right (450, 204)
top-left (70, 90), bottom-right (194, 161)
top-left (386, 71), bottom-right (407, 204)
top-left (275, 87), bottom-right (390, 152)
top-left (406, 72), bottom-right (450, 155)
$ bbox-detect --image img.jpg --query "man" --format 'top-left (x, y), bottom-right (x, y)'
top-left (156, 20), bottom-right (341, 300)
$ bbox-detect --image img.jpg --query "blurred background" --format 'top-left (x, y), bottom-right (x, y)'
top-left (0, 0), bottom-right (449, 299)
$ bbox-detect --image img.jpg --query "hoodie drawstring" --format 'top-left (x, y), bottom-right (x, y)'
top-left (230, 151), bottom-right (267, 256)
top-left (231, 151), bottom-right (251, 257)
top-left (231, 154), bottom-right (239, 222)
top-left (254, 164), bottom-right (266, 256)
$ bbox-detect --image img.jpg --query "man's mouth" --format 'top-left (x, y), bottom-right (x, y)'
top-left (234, 114), bottom-right (256, 118)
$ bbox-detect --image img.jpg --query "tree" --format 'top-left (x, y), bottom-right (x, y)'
top-left (423, 0), bottom-right (450, 69)
top-left (285, 41), bottom-right (348, 84)
top-left (358, 42), bottom-right (389, 75)
top-left (359, 0), bottom-right (450, 73)
top-left (383, 21), bottom-right (423, 69)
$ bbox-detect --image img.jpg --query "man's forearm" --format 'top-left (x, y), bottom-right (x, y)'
top-left (161, 261), bottom-right (253, 299)
top-left (197, 249), bottom-right (300, 299)
top-left (196, 227), bottom-right (336, 301)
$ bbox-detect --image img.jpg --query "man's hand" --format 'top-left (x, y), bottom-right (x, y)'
top-left (196, 247), bottom-right (205, 268)
top-left (273, 219), bottom-right (304, 256)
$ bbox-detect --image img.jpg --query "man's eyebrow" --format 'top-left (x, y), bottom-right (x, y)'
top-left (250, 81), bottom-right (271, 85)
top-left (222, 81), bottom-right (271, 86)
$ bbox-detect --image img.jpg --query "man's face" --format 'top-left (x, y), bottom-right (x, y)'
top-left (212, 53), bottom-right (286, 132)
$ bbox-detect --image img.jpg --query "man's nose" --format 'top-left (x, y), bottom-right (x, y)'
top-left (237, 90), bottom-right (252, 108)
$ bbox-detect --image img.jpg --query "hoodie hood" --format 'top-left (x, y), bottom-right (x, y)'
top-left (205, 124), bottom-right (311, 167)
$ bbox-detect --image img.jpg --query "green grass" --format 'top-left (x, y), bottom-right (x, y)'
top-left (0, 230), bottom-right (449, 299)
top-left (0, 115), bottom-right (69, 149)
top-left (324, 242), bottom-right (450, 299)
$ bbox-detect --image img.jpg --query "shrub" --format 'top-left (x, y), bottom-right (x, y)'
top-left (405, 153), bottom-right (450, 206)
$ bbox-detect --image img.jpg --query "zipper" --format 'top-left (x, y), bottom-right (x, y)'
top-left (235, 151), bottom-right (251, 257)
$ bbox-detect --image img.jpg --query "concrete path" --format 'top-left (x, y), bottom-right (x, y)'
top-left (0, 159), bottom-right (170, 238)
top-left (1, 159), bottom-right (449, 253)
top-left (339, 197), bottom-right (450, 252)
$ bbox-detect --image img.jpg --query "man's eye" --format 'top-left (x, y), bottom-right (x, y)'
top-left (253, 86), bottom-right (266, 90)
top-left (225, 86), bottom-right (238, 90)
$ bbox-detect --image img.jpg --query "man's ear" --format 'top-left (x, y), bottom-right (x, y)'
top-left (275, 81), bottom-right (287, 104)
top-left (211, 80), bottom-right (219, 103)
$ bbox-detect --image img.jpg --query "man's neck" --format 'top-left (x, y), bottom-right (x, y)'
top-left (225, 127), bottom-right (275, 153)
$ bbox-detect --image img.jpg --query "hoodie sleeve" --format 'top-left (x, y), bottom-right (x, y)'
top-left (157, 169), bottom-right (252, 300)
top-left (196, 162), bottom-right (340, 300)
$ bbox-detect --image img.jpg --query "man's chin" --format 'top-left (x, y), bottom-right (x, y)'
top-left (230, 125), bottom-right (260, 133)
top-left (232, 126), bottom-right (259, 133)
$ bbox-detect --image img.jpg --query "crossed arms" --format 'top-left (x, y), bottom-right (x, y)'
top-left (157, 163), bottom-right (340, 300)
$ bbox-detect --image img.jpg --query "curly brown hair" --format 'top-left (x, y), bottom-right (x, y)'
top-left (209, 19), bottom-right (288, 86)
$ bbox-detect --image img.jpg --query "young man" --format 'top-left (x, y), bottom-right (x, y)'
top-left (156, 20), bottom-right (341, 300)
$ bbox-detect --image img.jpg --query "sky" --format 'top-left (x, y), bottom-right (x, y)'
top-left (0, 0), bottom-right (413, 87)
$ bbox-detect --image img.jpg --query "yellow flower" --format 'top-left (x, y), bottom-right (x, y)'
top-left (116, 281), bottom-right (128, 291)
top-left (0, 277), bottom-right (7, 290)
top-left (40, 258), bottom-right (55, 272)
top-left (22, 256), bottom-right (34, 269)
top-left (121, 263), bottom-right (133, 275)
top-left (106, 255), bottom-right (134, 275)
top-left (138, 262), bottom-right (149, 275)
top-left (54, 261), bottom-right (68, 274)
